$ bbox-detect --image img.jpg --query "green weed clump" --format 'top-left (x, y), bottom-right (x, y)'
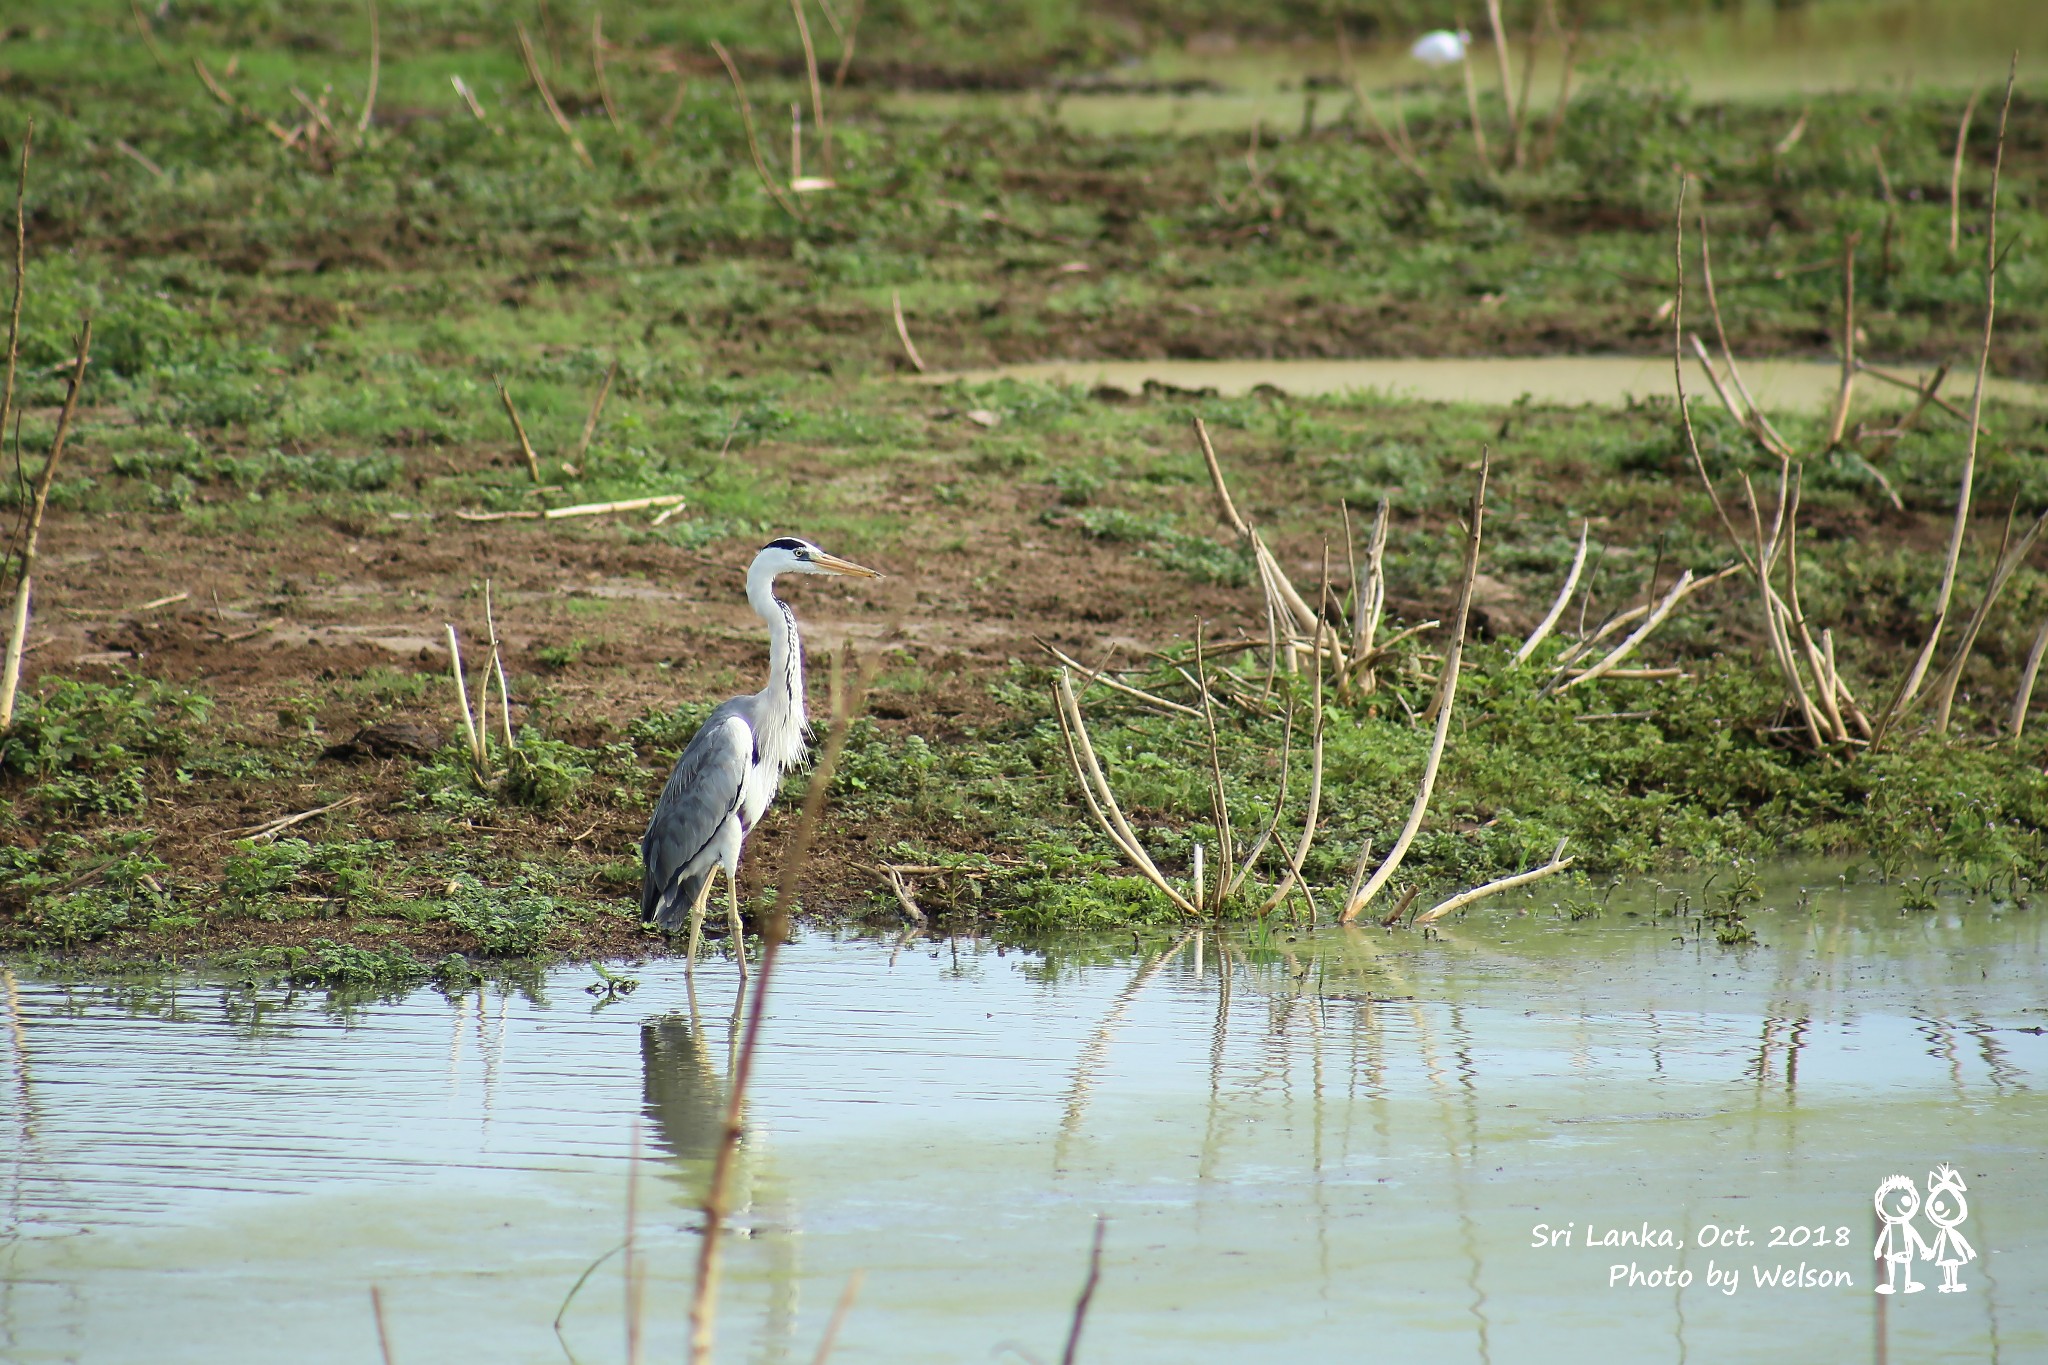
top-left (222, 837), bottom-right (390, 919)
top-left (0, 676), bottom-right (211, 818)
top-left (0, 832), bottom-right (176, 948)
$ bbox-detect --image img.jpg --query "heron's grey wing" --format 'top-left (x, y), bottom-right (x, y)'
top-left (640, 710), bottom-right (752, 930)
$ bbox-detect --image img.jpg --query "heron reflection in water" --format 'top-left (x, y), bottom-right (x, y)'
top-left (640, 1013), bottom-right (724, 1162)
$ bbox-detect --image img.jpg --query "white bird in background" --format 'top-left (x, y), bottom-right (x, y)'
top-left (1410, 29), bottom-right (1471, 68)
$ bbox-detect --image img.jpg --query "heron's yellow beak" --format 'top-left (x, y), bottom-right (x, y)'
top-left (812, 551), bottom-right (884, 579)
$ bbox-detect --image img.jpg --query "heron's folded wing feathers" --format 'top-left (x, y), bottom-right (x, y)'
top-left (640, 713), bottom-right (751, 925)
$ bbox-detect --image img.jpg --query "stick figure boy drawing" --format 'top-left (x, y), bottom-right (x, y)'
top-left (1873, 1174), bottom-right (1931, 1294)
top-left (1921, 1165), bottom-right (1975, 1293)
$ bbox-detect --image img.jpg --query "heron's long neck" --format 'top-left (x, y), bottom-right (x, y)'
top-left (746, 563), bottom-right (806, 760)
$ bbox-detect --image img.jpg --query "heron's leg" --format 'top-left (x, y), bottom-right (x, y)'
top-left (684, 874), bottom-right (714, 972)
top-left (726, 867), bottom-right (748, 985)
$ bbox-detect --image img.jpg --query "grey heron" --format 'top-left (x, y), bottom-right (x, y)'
top-left (640, 536), bottom-right (884, 958)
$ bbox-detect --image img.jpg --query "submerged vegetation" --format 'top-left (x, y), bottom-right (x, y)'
top-left (1, 4), bottom-right (2044, 971)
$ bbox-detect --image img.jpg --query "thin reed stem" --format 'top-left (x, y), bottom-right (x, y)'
top-left (1513, 521), bottom-right (1588, 665)
top-left (1877, 59), bottom-right (2015, 743)
top-left (710, 40), bottom-right (802, 219)
top-left (1950, 85), bottom-right (1981, 256)
top-left (1060, 1218), bottom-right (1108, 1365)
top-left (1, 318), bottom-right (90, 731)
top-left (357, 0), bottom-right (380, 136)
top-left (790, 0), bottom-right (831, 174)
top-left (517, 22), bottom-right (594, 168)
top-left (1341, 455), bottom-right (1487, 923)
top-left (592, 12), bottom-right (623, 131)
top-left (809, 1270), bottom-right (866, 1365)
top-left (2010, 617), bottom-right (2048, 740)
top-left (890, 289), bottom-right (927, 373)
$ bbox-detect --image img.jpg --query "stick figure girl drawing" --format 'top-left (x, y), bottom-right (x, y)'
top-left (1873, 1174), bottom-right (1931, 1294)
top-left (1922, 1165), bottom-right (1975, 1293)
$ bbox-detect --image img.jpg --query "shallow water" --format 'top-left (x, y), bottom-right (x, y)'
top-left (4, 871), bottom-right (2046, 1363)
top-left (931, 354), bottom-right (2048, 410)
top-left (888, 0), bottom-right (2043, 135)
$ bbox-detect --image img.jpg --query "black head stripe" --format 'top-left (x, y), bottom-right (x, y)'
top-left (763, 537), bottom-right (810, 556)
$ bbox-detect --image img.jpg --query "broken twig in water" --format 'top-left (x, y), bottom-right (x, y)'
top-left (1414, 839), bottom-right (1573, 926)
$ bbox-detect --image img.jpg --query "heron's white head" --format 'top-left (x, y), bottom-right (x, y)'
top-left (751, 537), bottom-right (885, 581)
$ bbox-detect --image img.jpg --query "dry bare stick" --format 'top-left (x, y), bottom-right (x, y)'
top-left (493, 376), bottom-right (543, 483)
top-left (1060, 1218), bottom-right (1108, 1365)
top-left (1823, 235), bottom-right (1859, 450)
top-left (1509, 5), bottom-right (1541, 169)
top-left (1556, 568), bottom-right (1696, 692)
top-left (1034, 637), bottom-right (1201, 717)
top-left (1346, 499), bottom-right (1390, 695)
top-left (1532, 20), bottom-right (1579, 170)
top-left (591, 12), bottom-right (623, 133)
top-left (2010, 617), bottom-right (2048, 740)
top-left (451, 75), bottom-right (493, 128)
top-left (1513, 521), bottom-right (1588, 665)
top-left (1876, 61), bottom-right (2015, 743)
top-left (1774, 107), bottom-right (1809, 157)
top-left (484, 579), bottom-right (514, 748)
top-left (809, 1270), bottom-right (867, 1365)
top-left (1336, 21), bottom-right (1427, 182)
top-left (1254, 600), bottom-right (1329, 917)
top-left (1340, 455), bottom-right (1487, 924)
top-left (130, 2), bottom-right (171, 72)
top-left (1483, 0), bottom-right (1518, 164)
top-left (688, 648), bottom-right (867, 1365)
top-left (227, 793), bottom-right (362, 841)
top-left (370, 1285), bottom-right (396, 1365)
top-left (1414, 838), bottom-right (1572, 926)
top-left (571, 356), bottom-right (620, 463)
top-left (1053, 670), bottom-right (1199, 915)
top-left (1780, 492), bottom-right (1851, 741)
top-left (709, 40), bottom-right (802, 220)
top-left (1672, 179), bottom-right (1765, 584)
top-left (1194, 621), bottom-right (1236, 910)
top-left (789, 0), bottom-right (831, 175)
top-left (0, 124), bottom-right (27, 539)
top-left (516, 23), bottom-right (594, 168)
top-left (1859, 360), bottom-right (1966, 424)
top-left (456, 494), bottom-right (687, 522)
top-left (1695, 210), bottom-right (1795, 460)
top-left (192, 58), bottom-right (291, 142)
top-left (109, 139), bottom-right (165, 187)
top-left (444, 624), bottom-right (486, 772)
top-left (1929, 506), bottom-right (2048, 734)
top-left (1, 319), bottom-right (89, 731)
top-left (1950, 85), bottom-right (1982, 257)
top-left (830, 0), bottom-right (865, 91)
top-left (890, 290), bottom-right (927, 373)
top-left (1459, 45), bottom-right (1494, 173)
top-left (357, 0), bottom-right (380, 136)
